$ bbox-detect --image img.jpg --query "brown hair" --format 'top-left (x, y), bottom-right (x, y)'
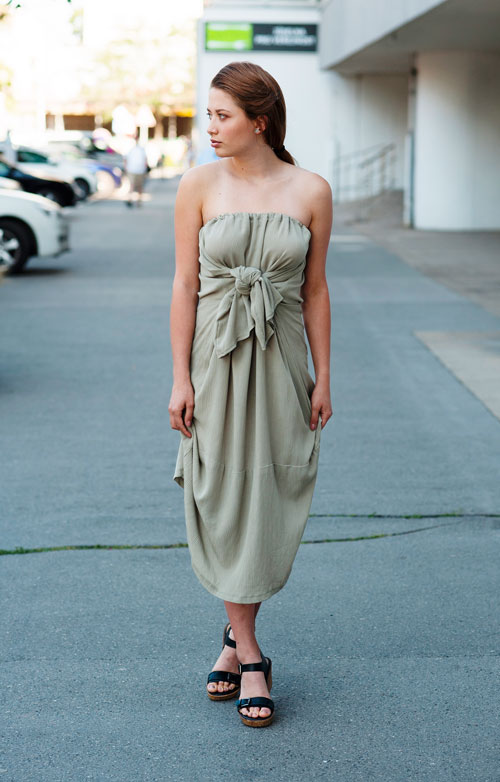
top-left (210, 61), bottom-right (295, 165)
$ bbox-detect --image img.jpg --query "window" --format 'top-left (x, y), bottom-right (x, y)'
top-left (18, 149), bottom-right (49, 164)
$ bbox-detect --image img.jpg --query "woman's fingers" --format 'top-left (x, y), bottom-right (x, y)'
top-left (169, 384), bottom-right (195, 438)
top-left (169, 405), bottom-right (193, 438)
top-left (310, 402), bottom-right (333, 430)
top-left (175, 411), bottom-right (192, 437)
top-left (310, 401), bottom-right (321, 430)
top-left (184, 401), bottom-right (194, 428)
top-left (320, 406), bottom-right (333, 428)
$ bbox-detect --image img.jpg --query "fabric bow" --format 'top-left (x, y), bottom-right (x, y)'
top-left (214, 265), bottom-right (284, 358)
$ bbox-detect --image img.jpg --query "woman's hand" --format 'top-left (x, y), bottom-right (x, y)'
top-left (169, 380), bottom-right (195, 438)
top-left (310, 380), bottom-right (332, 431)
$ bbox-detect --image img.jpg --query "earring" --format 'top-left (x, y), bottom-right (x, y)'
top-left (254, 129), bottom-right (260, 134)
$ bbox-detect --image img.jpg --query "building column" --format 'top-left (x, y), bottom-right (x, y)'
top-left (414, 50), bottom-right (500, 230)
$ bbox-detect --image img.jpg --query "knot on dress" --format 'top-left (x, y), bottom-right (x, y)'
top-left (233, 266), bottom-right (262, 296)
top-left (214, 264), bottom-right (284, 358)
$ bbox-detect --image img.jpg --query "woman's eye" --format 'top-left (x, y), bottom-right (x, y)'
top-left (218, 114), bottom-right (226, 120)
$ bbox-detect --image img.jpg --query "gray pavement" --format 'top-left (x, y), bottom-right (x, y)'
top-left (1, 178), bottom-right (499, 781)
top-left (333, 190), bottom-right (500, 318)
top-left (334, 191), bottom-right (500, 422)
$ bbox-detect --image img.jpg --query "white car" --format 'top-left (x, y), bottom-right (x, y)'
top-left (0, 145), bottom-right (98, 200)
top-left (0, 189), bottom-right (70, 273)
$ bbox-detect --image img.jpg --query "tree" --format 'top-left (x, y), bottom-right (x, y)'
top-left (80, 21), bottom-right (196, 118)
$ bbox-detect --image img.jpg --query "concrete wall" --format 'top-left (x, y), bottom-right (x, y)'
top-left (320, 0), bottom-right (446, 70)
top-left (330, 72), bottom-right (408, 199)
top-left (414, 50), bottom-right (500, 230)
top-left (196, 3), bottom-right (333, 180)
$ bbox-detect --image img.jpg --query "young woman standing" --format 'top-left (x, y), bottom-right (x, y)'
top-left (169, 61), bottom-right (332, 727)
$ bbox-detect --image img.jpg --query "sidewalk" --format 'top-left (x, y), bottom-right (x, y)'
top-left (334, 191), bottom-right (500, 421)
top-left (334, 190), bottom-right (500, 318)
top-left (1, 179), bottom-right (499, 781)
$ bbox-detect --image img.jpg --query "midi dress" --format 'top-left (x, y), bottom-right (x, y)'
top-left (174, 211), bottom-right (321, 603)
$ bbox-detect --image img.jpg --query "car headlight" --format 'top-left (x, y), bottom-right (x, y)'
top-left (35, 202), bottom-right (60, 216)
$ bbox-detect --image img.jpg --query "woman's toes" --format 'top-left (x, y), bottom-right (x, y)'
top-left (207, 682), bottom-right (217, 693)
top-left (240, 705), bottom-right (270, 719)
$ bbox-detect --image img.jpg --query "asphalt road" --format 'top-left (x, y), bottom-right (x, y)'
top-left (1, 178), bottom-right (499, 781)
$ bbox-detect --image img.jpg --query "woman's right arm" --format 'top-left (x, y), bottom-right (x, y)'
top-left (168, 169), bottom-right (204, 438)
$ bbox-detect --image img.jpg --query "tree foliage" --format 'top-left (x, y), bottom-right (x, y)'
top-left (81, 23), bottom-right (196, 115)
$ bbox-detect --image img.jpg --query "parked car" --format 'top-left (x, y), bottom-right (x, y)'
top-left (46, 140), bottom-right (123, 194)
top-left (0, 157), bottom-right (77, 207)
top-left (0, 177), bottom-right (21, 191)
top-left (10, 146), bottom-right (98, 200)
top-left (0, 189), bottom-right (70, 273)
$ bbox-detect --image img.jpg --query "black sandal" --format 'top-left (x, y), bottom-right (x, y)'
top-left (236, 655), bottom-right (274, 727)
top-left (206, 623), bottom-right (241, 701)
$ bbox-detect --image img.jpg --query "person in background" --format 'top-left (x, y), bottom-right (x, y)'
top-left (3, 130), bottom-right (17, 165)
top-left (124, 135), bottom-right (148, 207)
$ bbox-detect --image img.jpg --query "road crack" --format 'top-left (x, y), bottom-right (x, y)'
top-left (0, 514), bottom-right (490, 556)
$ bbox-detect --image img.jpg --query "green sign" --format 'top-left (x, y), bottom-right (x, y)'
top-left (205, 23), bottom-right (253, 52)
top-left (205, 22), bottom-right (318, 52)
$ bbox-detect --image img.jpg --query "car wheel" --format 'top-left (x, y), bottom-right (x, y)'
top-left (38, 187), bottom-right (63, 206)
top-left (74, 177), bottom-right (90, 199)
top-left (0, 218), bottom-right (31, 273)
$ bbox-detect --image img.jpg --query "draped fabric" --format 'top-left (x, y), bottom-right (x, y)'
top-left (213, 265), bottom-right (283, 358)
top-left (174, 212), bottom-right (321, 604)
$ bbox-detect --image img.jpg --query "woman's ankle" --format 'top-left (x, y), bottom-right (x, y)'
top-left (236, 643), bottom-right (262, 664)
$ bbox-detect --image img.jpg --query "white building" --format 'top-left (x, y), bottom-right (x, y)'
top-left (197, 1), bottom-right (328, 178)
top-left (198, 0), bottom-right (500, 230)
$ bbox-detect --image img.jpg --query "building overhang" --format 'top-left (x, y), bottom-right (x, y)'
top-left (320, 0), bottom-right (500, 74)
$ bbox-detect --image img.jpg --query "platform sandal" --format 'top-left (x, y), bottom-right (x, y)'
top-left (236, 655), bottom-right (274, 727)
top-left (206, 623), bottom-right (241, 701)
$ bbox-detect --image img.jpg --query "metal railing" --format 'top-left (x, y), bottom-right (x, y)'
top-left (332, 142), bottom-right (397, 203)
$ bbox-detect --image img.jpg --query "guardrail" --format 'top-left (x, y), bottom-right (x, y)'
top-left (332, 142), bottom-right (397, 203)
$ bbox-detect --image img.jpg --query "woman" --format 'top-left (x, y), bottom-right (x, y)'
top-left (169, 61), bottom-right (332, 728)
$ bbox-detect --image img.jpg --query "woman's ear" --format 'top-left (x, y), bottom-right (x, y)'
top-left (255, 115), bottom-right (267, 134)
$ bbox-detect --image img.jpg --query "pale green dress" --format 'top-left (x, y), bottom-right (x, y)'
top-left (174, 212), bottom-right (321, 603)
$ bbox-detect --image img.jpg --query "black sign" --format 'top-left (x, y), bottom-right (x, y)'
top-left (252, 23), bottom-right (318, 52)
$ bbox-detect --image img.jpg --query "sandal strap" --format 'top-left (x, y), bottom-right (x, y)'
top-left (239, 660), bottom-right (266, 674)
top-left (223, 624), bottom-right (236, 649)
top-left (207, 670), bottom-right (241, 686)
top-left (237, 697), bottom-right (274, 713)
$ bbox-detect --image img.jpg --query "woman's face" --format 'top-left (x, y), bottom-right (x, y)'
top-left (206, 87), bottom-right (262, 157)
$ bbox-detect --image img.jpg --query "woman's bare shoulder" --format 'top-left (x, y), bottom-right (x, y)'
top-left (176, 164), bottom-right (223, 222)
top-left (287, 166), bottom-right (332, 229)
top-left (178, 162), bottom-right (220, 190)
top-left (291, 165), bottom-right (332, 200)
top-left (294, 166), bottom-right (333, 237)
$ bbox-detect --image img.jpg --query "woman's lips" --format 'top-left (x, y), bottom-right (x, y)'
top-left (211, 140), bottom-right (221, 146)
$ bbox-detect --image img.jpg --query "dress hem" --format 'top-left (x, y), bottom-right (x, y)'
top-left (191, 560), bottom-right (292, 604)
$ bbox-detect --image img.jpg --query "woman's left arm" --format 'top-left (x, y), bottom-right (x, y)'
top-left (301, 176), bottom-right (333, 431)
